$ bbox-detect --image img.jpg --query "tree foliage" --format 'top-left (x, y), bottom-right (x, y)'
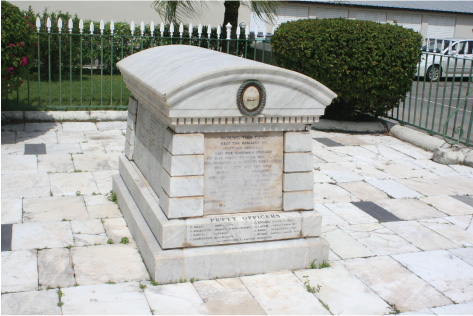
top-left (1, 1), bottom-right (37, 93)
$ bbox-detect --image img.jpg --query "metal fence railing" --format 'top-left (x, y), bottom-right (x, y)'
top-left (386, 47), bottom-right (473, 147)
top-left (2, 18), bottom-right (275, 111)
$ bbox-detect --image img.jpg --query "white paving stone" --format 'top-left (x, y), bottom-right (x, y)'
top-left (16, 131), bottom-right (58, 144)
top-left (314, 183), bottom-right (360, 204)
top-left (12, 222), bottom-right (74, 250)
top-left (71, 219), bottom-right (105, 235)
top-left (144, 283), bottom-right (209, 315)
top-left (1, 198), bottom-right (22, 224)
top-left (398, 178), bottom-right (459, 196)
top-left (62, 122), bottom-right (97, 132)
top-left (2, 174), bottom-right (51, 198)
top-left (103, 217), bottom-right (133, 244)
top-left (343, 256), bottom-right (452, 312)
top-left (344, 223), bottom-right (420, 255)
top-left (193, 278), bottom-right (265, 315)
top-left (72, 153), bottom-right (119, 172)
top-left (420, 221), bottom-right (473, 247)
top-left (393, 250), bottom-right (473, 303)
top-left (1, 290), bottom-right (62, 315)
top-left (375, 199), bottom-right (447, 221)
top-left (448, 247), bottom-right (473, 266)
top-left (46, 143), bottom-right (83, 155)
top-left (71, 245), bottom-right (149, 285)
top-left (2, 250), bottom-right (38, 293)
top-left (421, 195), bottom-right (473, 216)
top-left (444, 215), bottom-right (473, 230)
top-left (56, 131), bottom-right (87, 143)
top-left (2, 155), bottom-right (38, 175)
top-left (38, 154), bottom-right (75, 173)
top-left (2, 143), bottom-right (25, 155)
top-left (25, 123), bottom-right (62, 133)
top-left (322, 227), bottom-right (374, 259)
top-left (92, 170), bottom-right (119, 195)
top-left (80, 141), bottom-right (106, 153)
top-left (384, 221), bottom-right (458, 251)
top-left (49, 172), bottom-right (99, 196)
top-left (317, 163), bottom-right (364, 183)
top-left (61, 282), bottom-right (151, 315)
top-left (96, 121), bottom-right (127, 131)
top-left (38, 248), bottom-right (75, 289)
top-left (431, 302), bottom-right (473, 314)
top-left (314, 204), bottom-right (348, 227)
top-left (84, 195), bottom-right (122, 218)
top-left (325, 202), bottom-right (378, 225)
top-left (23, 196), bottom-right (88, 222)
top-left (373, 161), bottom-right (435, 179)
top-left (365, 178), bottom-right (423, 199)
top-left (240, 271), bottom-right (331, 315)
top-left (294, 263), bottom-right (390, 315)
top-left (338, 181), bottom-right (390, 201)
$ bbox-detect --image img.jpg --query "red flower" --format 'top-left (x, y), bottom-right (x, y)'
top-left (9, 43), bottom-right (14, 47)
top-left (34, 43), bottom-right (38, 47)
top-left (8, 67), bottom-right (14, 74)
top-left (20, 80), bottom-right (24, 84)
top-left (19, 42), bottom-right (23, 47)
top-left (20, 56), bottom-right (28, 66)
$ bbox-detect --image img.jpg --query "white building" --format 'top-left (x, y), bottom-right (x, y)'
top-left (11, 0), bottom-right (473, 39)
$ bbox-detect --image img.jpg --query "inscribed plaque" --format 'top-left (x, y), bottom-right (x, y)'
top-left (204, 132), bottom-right (283, 214)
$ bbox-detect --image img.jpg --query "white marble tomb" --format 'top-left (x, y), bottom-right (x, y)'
top-left (114, 45), bottom-right (336, 283)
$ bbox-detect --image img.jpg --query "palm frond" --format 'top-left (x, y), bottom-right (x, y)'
top-left (242, 0), bottom-right (281, 24)
top-left (152, 0), bottom-right (208, 24)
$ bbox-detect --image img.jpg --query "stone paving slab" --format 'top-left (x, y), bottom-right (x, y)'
top-left (294, 263), bottom-right (390, 315)
top-left (393, 250), bottom-right (473, 303)
top-left (193, 278), bottom-right (265, 315)
top-left (1, 289), bottom-right (62, 315)
top-left (240, 271), bottom-right (331, 315)
top-left (71, 244), bottom-right (149, 286)
top-left (144, 282), bottom-right (209, 315)
top-left (2, 122), bottom-right (473, 315)
top-left (343, 256), bottom-right (452, 312)
top-left (61, 282), bottom-right (151, 315)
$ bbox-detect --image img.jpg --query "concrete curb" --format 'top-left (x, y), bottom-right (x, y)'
top-left (312, 118), bottom-right (472, 167)
top-left (1, 111), bottom-right (127, 122)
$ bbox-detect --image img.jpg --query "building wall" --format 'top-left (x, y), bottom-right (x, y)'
top-left (11, 1), bottom-right (252, 28)
top-left (265, 2), bottom-right (473, 40)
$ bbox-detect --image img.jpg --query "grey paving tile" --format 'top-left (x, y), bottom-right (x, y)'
top-left (1, 131), bottom-right (16, 144)
top-left (2, 224), bottom-right (13, 252)
top-left (352, 201), bottom-right (401, 222)
top-left (451, 195), bottom-right (473, 208)
top-left (38, 248), bottom-right (75, 289)
top-left (314, 137), bottom-right (343, 147)
top-left (24, 143), bottom-right (46, 155)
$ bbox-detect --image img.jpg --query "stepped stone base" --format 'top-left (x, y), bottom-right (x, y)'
top-left (113, 173), bottom-right (330, 284)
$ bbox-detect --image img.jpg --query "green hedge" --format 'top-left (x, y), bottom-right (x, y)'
top-left (271, 18), bottom-right (423, 119)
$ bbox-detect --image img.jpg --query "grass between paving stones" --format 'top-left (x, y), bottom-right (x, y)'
top-left (310, 259), bottom-right (331, 269)
top-left (303, 276), bottom-right (331, 312)
top-left (57, 288), bottom-right (64, 307)
top-left (107, 190), bottom-right (118, 204)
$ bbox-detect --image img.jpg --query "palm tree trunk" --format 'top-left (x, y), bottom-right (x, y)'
top-left (223, 1), bottom-right (240, 53)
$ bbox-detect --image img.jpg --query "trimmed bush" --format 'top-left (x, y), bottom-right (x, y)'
top-left (1, 1), bottom-right (37, 93)
top-left (271, 18), bottom-right (423, 119)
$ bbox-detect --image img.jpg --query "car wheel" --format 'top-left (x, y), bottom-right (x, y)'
top-left (426, 65), bottom-right (441, 81)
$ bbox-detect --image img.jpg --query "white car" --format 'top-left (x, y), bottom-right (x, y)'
top-left (417, 38), bottom-right (473, 81)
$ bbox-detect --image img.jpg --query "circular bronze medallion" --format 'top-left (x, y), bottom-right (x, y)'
top-left (237, 80), bottom-right (266, 116)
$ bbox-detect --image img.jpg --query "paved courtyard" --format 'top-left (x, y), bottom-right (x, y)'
top-left (2, 121), bottom-right (473, 315)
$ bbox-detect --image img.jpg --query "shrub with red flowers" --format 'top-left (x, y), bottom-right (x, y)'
top-left (1, 1), bottom-right (37, 94)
